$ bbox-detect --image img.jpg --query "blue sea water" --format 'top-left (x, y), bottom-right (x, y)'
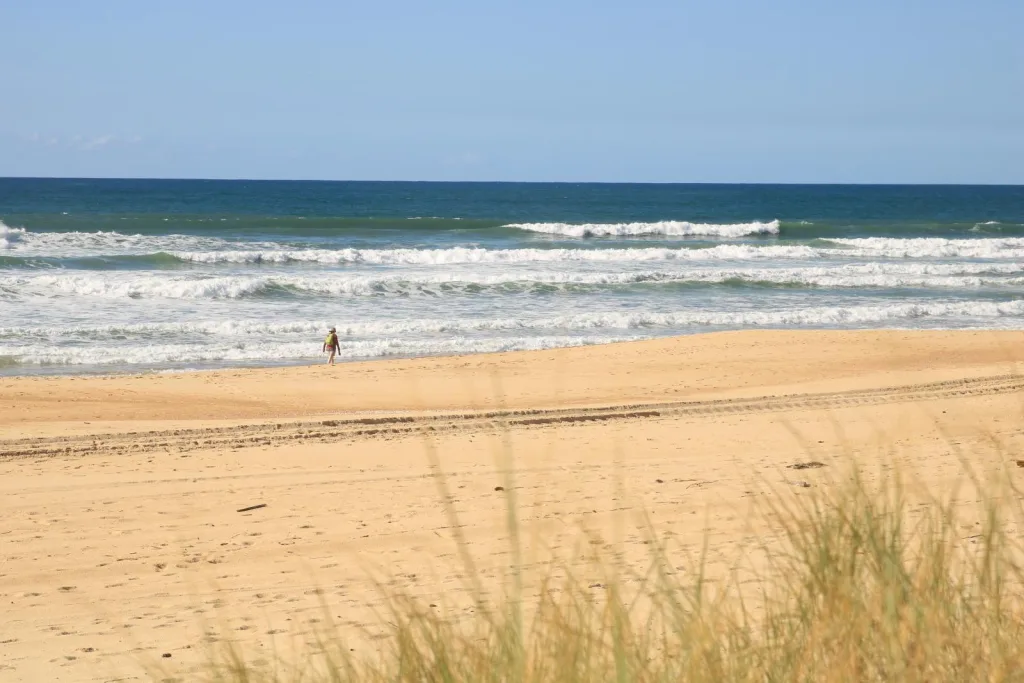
top-left (1, 179), bottom-right (1023, 375)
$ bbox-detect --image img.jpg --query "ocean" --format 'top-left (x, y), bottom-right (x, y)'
top-left (1, 179), bottom-right (1023, 376)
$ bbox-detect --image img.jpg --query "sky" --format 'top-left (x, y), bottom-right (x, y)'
top-left (2, 0), bottom-right (1022, 183)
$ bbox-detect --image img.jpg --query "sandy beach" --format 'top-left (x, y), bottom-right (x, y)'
top-left (3, 329), bottom-right (1024, 682)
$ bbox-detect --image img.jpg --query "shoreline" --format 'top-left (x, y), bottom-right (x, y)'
top-left (4, 323), bottom-right (1023, 380)
top-left (3, 328), bottom-right (1023, 434)
top-left (0, 335), bottom-right (648, 379)
top-left (6, 327), bottom-right (1023, 381)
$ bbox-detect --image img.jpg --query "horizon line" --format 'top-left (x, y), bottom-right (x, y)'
top-left (1, 176), bottom-right (1023, 188)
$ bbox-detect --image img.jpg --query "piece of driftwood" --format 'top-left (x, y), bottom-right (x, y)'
top-left (237, 503), bottom-right (267, 513)
top-left (788, 461), bottom-right (826, 470)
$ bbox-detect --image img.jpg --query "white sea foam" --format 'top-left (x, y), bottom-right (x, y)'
top-left (5, 273), bottom-right (272, 299)
top-left (0, 335), bottom-right (641, 366)
top-left (486, 300), bottom-right (1024, 329)
top-left (5, 261), bottom-right (1023, 300)
top-left (0, 226), bottom-right (261, 257)
top-left (171, 243), bottom-right (822, 265)
top-left (0, 320), bottom-right (335, 339)
top-left (7, 223), bottom-right (1024, 263)
top-left (170, 239), bottom-right (1024, 264)
top-left (0, 221), bottom-right (26, 249)
top-left (827, 237), bottom-right (1024, 259)
top-left (3, 296), bottom-right (1024, 341)
top-left (4, 299), bottom-right (1024, 366)
top-left (506, 220), bottom-right (781, 238)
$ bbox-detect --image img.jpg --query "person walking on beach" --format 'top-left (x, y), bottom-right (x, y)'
top-left (323, 327), bottom-right (340, 365)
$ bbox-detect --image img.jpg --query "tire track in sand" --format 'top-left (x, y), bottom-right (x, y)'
top-left (3, 373), bottom-right (1022, 460)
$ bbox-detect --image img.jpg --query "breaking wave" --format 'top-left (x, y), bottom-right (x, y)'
top-left (826, 237), bottom-right (1024, 259)
top-left (0, 224), bottom-right (259, 257)
top-left (6, 223), bottom-right (1024, 264)
top-left (168, 243), bottom-right (820, 265)
top-left (506, 220), bottom-right (781, 238)
top-left (4, 261), bottom-right (1023, 300)
top-left (3, 298), bottom-right (1024, 342)
top-left (0, 221), bottom-right (26, 249)
top-left (155, 239), bottom-right (1024, 265)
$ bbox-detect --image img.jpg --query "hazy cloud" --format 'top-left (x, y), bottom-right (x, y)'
top-left (81, 135), bottom-right (115, 151)
top-left (20, 133), bottom-right (143, 150)
top-left (21, 132), bottom-right (58, 146)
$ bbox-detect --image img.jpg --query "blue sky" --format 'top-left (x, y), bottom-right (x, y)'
top-left (2, 1), bottom-right (1022, 183)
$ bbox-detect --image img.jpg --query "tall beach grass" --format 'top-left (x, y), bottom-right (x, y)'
top-left (182, 432), bottom-right (1024, 683)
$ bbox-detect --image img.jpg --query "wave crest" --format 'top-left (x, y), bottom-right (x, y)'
top-left (0, 225), bottom-right (255, 257)
top-left (3, 297), bottom-right (1024, 341)
top-left (828, 237), bottom-right (1024, 259)
top-left (0, 221), bottom-right (26, 249)
top-left (506, 220), bottom-right (781, 238)
top-left (4, 261), bottom-right (1023, 300)
top-left (170, 243), bottom-right (819, 265)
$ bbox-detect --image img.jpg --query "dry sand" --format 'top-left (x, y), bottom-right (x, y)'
top-left (2, 330), bottom-right (1024, 681)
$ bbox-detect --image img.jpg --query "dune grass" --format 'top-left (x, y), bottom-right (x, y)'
top-left (182, 437), bottom-right (1024, 683)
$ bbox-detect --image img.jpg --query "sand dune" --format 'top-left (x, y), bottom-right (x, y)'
top-left (2, 330), bottom-right (1023, 681)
